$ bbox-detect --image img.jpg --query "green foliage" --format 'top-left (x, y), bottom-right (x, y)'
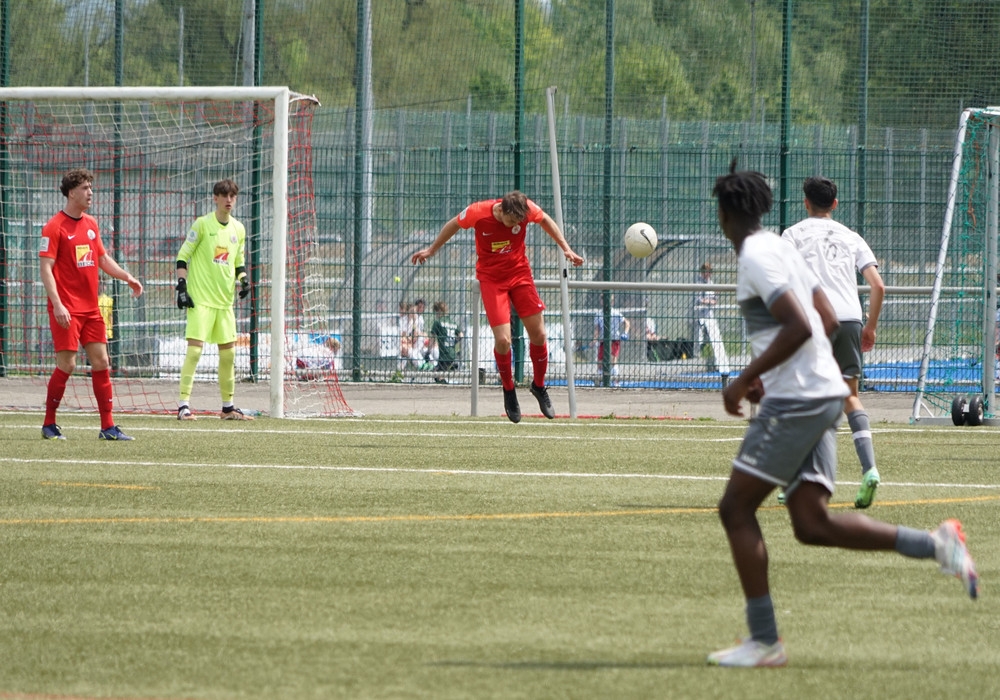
top-left (5, 0), bottom-right (1000, 127)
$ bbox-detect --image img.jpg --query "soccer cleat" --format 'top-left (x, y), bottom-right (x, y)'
top-left (41, 423), bottom-right (66, 440)
top-left (220, 407), bottom-right (254, 421)
top-left (503, 388), bottom-right (521, 424)
top-left (177, 406), bottom-right (196, 421)
top-left (854, 467), bottom-right (881, 508)
top-left (932, 519), bottom-right (980, 600)
top-left (529, 382), bottom-right (556, 419)
top-left (707, 638), bottom-right (787, 668)
top-left (99, 425), bottom-right (134, 441)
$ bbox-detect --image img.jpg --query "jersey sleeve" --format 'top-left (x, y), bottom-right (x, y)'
top-left (525, 199), bottom-right (545, 224)
top-left (234, 222), bottom-right (247, 269)
top-left (39, 221), bottom-right (58, 260)
top-left (456, 200), bottom-right (493, 229)
top-left (744, 239), bottom-right (794, 309)
top-left (853, 235), bottom-right (878, 272)
top-left (176, 220), bottom-right (201, 263)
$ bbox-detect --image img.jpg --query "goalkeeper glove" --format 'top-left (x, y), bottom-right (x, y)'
top-left (175, 278), bottom-right (194, 309)
top-left (238, 275), bottom-right (251, 300)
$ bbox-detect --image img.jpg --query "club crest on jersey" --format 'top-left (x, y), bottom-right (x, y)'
top-left (230, 233), bottom-right (238, 244)
top-left (87, 229), bottom-right (96, 240)
top-left (511, 225), bottom-right (521, 235)
top-left (75, 244), bottom-right (95, 267)
top-left (213, 246), bottom-right (230, 265)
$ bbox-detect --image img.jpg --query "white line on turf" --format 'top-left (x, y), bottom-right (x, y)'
top-left (2, 456), bottom-right (1000, 490)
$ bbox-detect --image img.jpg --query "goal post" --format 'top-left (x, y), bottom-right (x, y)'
top-left (911, 106), bottom-right (1000, 425)
top-left (0, 86), bottom-right (357, 419)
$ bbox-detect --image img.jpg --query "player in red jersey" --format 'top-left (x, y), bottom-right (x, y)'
top-left (411, 191), bottom-right (584, 422)
top-left (38, 168), bottom-right (144, 441)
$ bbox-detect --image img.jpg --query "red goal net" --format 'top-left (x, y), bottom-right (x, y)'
top-left (0, 88), bottom-right (357, 418)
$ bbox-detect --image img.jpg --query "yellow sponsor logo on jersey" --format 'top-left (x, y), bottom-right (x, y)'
top-left (491, 239), bottom-right (511, 254)
top-left (213, 246), bottom-right (231, 265)
top-left (75, 244), bottom-right (95, 267)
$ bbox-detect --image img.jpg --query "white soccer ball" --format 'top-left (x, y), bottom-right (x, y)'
top-left (624, 222), bottom-right (658, 259)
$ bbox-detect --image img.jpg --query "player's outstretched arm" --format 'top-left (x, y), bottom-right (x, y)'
top-left (861, 265), bottom-right (885, 352)
top-left (539, 213), bottom-right (584, 267)
top-left (99, 254), bottom-right (143, 297)
top-left (412, 217), bottom-right (461, 265)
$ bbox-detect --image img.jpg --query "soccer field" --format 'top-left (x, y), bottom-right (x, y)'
top-left (0, 413), bottom-right (997, 699)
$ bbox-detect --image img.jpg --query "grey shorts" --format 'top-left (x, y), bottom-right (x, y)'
top-left (732, 397), bottom-right (845, 497)
top-left (829, 320), bottom-right (863, 379)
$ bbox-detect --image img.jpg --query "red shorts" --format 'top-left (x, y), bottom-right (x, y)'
top-left (479, 276), bottom-right (546, 327)
top-left (597, 341), bottom-right (621, 361)
top-left (49, 309), bottom-right (107, 352)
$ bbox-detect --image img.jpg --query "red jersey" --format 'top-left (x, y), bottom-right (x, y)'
top-left (39, 211), bottom-right (105, 315)
top-left (457, 198), bottom-right (545, 283)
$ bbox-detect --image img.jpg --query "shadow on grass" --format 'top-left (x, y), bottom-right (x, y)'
top-left (428, 658), bottom-right (696, 671)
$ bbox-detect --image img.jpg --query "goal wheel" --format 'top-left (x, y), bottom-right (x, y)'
top-left (951, 395), bottom-right (968, 426)
top-left (967, 395), bottom-right (985, 426)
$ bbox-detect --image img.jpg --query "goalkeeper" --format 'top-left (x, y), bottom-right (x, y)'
top-left (174, 178), bottom-right (254, 421)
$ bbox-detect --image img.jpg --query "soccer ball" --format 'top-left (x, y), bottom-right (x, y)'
top-left (624, 222), bottom-right (658, 259)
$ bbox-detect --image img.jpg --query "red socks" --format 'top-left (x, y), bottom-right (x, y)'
top-left (494, 349), bottom-right (515, 391)
top-left (91, 368), bottom-right (115, 430)
top-left (529, 342), bottom-right (548, 388)
top-left (495, 344), bottom-right (549, 391)
top-left (44, 367), bottom-right (70, 425)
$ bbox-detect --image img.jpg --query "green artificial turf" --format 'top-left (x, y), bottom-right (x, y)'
top-left (0, 414), bottom-right (996, 699)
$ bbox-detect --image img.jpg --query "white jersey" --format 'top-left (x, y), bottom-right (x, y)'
top-left (736, 231), bottom-right (849, 401)
top-left (781, 217), bottom-right (878, 322)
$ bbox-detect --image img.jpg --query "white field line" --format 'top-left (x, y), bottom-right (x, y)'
top-left (1, 456), bottom-right (999, 491)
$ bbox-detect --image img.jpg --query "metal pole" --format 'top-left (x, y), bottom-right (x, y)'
top-left (778, 0), bottom-right (792, 233)
top-left (601, 0), bottom-right (615, 387)
top-left (546, 86), bottom-right (577, 418)
top-left (512, 0), bottom-right (525, 382)
top-left (0, 0), bottom-right (7, 377)
top-left (857, 0), bottom-right (870, 237)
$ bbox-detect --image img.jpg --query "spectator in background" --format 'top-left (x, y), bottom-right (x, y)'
top-left (691, 262), bottom-right (731, 384)
top-left (428, 300), bottom-right (463, 384)
top-left (594, 297), bottom-right (630, 377)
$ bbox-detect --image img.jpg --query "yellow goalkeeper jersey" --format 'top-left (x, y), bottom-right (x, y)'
top-left (176, 213), bottom-right (246, 309)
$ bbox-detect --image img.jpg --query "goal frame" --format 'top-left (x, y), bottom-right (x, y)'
top-left (0, 86), bottom-right (300, 418)
top-left (911, 106), bottom-right (1000, 425)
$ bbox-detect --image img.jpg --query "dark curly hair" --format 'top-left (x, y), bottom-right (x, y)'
top-left (712, 158), bottom-right (773, 222)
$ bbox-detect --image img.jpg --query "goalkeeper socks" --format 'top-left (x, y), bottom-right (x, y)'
top-left (847, 409), bottom-right (877, 474)
top-left (529, 342), bottom-right (548, 388)
top-left (494, 349), bottom-right (515, 391)
top-left (219, 345), bottom-right (236, 404)
top-left (179, 344), bottom-right (203, 402)
top-left (91, 368), bottom-right (115, 430)
top-left (44, 367), bottom-right (70, 424)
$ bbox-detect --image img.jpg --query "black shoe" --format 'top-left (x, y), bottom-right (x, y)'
top-left (529, 382), bottom-right (555, 419)
top-left (503, 387), bottom-right (521, 423)
top-left (434, 377), bottom-right (448, 384)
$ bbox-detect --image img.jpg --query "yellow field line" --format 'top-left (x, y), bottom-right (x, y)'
top-left (0, 494), bottom-right (996, 527)
top-left (40, 481), bottom-right (159, 491)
